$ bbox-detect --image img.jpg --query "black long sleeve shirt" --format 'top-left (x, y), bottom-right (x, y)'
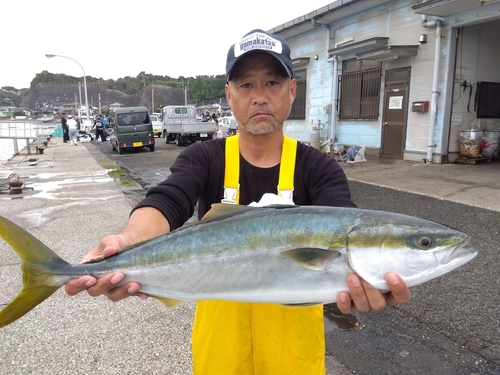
top-left (133, 138), bottom-right (356, 231)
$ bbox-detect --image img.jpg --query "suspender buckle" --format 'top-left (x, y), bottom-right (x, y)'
top-left (222, 186), bottom-right (239, 204)
top-left (277, 189), bottom-right (294, 203)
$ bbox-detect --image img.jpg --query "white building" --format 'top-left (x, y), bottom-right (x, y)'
top-left (273, 0), bottom-right (500, 163)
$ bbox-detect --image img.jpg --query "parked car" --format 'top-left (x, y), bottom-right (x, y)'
top-left (151, 114), bottom-right (162, 137)
top-left (109, 106), bottom-right (155, 154)
top-left (217, 116), bottom-right (231, 137)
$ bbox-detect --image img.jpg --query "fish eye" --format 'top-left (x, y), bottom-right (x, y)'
top-left (417, 236), bottom-right (433, 249)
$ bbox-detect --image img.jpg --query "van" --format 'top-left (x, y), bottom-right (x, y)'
top-left (110, 106), bottom-right (155, 154)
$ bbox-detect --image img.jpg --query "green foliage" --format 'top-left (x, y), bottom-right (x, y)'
top-left (28, 71), bottom-right (226, 106)
top-left (0, 87), bottom-right (25, 107)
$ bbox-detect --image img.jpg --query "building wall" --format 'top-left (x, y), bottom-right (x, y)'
top-left (284, 28), bottom-right (332, 144)
top-left (282, 0), bottom-right (500, 162)
top-left (284, 0), bottom-right (454, 160)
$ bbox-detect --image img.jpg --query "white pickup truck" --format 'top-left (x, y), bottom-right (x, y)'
top-left (161, 105), bottom-right (217, 146)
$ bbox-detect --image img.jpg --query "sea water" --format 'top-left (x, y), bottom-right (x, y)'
top-left (0, 121), bottom-right (57, 165)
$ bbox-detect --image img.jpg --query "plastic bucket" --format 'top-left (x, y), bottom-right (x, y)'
top-left (459, 131), bottom-right (482, 158)
top-left (51, 124), bottom-right (64, 138)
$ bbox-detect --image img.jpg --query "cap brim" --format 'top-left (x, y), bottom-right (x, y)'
top-left (226, 50), bottom-right (293, 82)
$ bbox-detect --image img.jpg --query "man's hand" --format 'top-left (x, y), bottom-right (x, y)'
top-left (65, 207), bottom-right (170, 301)
top-left (64, 234), bottom-right (144, 301)
top-left (336, 272), bottom-right (410, 314)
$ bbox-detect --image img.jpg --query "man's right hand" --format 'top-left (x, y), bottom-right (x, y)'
top-left (64, 234), bottom-right (145, 302)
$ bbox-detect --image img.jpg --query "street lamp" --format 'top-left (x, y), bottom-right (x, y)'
top-left (45, 54), bottom-right (90, 130)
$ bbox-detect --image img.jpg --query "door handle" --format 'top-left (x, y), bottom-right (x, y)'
top-left (383, 122), bottom-right (388, 125)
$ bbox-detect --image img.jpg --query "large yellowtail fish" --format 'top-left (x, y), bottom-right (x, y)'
top-left (0, 204), bottom-right (477, 328)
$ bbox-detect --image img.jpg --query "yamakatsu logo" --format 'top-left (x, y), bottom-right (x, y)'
top-left (234, 33), bottom-right (283, 58)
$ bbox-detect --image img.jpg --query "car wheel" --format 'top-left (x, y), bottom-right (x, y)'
top-left (164, 132), bottom-right (170, 144)
top-left (118, 144), bottom-right (124, 154)
top-left (175, 134), bottom-right (184, 147)
top-left (150, 145), bottom-right (155, 152)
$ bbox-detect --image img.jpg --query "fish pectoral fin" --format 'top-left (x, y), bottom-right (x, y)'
top-left (147, 294), bottom-right (184, 308)
top-left (281, 248), bottom-right (341, 270)
top-left (281, 302), bottom-right (323, 307)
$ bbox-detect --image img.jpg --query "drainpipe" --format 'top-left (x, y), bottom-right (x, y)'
top-left (311, 18), bottom-right (335, 150)
top-left (330, 56), bottom-right (339, 144)
top-left (422, 14), bottom-right (444, 163)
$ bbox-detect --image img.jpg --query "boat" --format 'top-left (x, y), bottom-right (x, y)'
top-left (39, 115), bottom-right (55, 123)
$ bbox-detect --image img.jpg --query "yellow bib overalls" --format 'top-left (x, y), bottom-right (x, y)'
top-left (191, 135), bottom-right (326, 375)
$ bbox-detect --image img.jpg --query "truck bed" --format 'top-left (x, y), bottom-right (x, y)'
top-left (164, 122), bottom-right (217, 134)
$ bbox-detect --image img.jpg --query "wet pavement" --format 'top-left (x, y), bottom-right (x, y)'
top-left (0, 137), bottom-right (499, 374)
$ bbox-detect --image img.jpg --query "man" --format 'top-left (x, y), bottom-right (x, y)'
top-left (66, 29), bottom-right (409, 374)
top-left (61, 113), bottom-right (69, 143)
top-left (201, 111), bottom-right (211, 122)
top-left (94, 115), bottom-right (105, 143)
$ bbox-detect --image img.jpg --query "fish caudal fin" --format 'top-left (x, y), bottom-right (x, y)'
top-left (0, 285), bottom-right (59, 328)
top-left (0, 216), bottom-right (69, 328)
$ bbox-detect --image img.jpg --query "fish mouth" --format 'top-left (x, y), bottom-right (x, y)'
top-left (434, 237), bottom-right (477, 265)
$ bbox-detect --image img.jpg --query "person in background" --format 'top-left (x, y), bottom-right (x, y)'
top-left (228, 114), bottom-right (238, 136)
top-left (101, 115), bottom-right (108, 141)
top-left (201, 111), bottom-right (211, 122)
top-left (65, 29), bottom-right (410, 375)
top-left (94, 115), bottom-right (105, 143)
top-left (61, 113), bottom-right (69, 143)
top-left (66, 115), bottom-right (78, 146)
top-left (211, 113), bottom-right (219, 124)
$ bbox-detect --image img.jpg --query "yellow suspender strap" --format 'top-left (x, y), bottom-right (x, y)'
top-left (277, 136), bottom-right (297, 201)
top-left (222, 135), bottom-right (240, 204)
top-left (223, 135), bottom-right (297, 204)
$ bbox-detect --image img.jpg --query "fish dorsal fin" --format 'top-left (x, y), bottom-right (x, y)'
top-left (282, 248), bottom-right (342, 270)
top-left (202, 202), bottom-right (298, 222)
top-left (201, 203), bottom-right (256, 221)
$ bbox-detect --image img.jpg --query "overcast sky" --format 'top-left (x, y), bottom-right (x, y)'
top-left (2, 0), bottom-right (331, 89)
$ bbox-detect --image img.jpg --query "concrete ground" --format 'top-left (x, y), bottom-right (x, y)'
top-left (0, 137), bottom-right (498, 374)
top-left (338, 153), bottom-right (500, 213)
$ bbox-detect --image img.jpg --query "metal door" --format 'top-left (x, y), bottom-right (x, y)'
top-left (380, 69), bottom-right (410, 159)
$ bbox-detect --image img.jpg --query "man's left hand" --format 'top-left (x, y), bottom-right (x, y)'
top-left (336, 272), bottom-right (410, 314)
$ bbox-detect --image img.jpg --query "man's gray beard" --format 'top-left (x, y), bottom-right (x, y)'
top-left (244, 120), bottom-right (279, 135)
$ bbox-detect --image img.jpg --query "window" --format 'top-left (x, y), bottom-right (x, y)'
top-left (289, 69), bottom-right (306, 120)
top-left (339, 59), bottom-right (381, 120)
top-left (174, 107), bottom-right (188, 115)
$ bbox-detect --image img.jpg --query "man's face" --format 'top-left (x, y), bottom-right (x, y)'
top-left (225, 53), bottom-right (296, 135)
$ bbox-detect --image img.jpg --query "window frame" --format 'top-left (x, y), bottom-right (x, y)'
top-left (339, 59), bottom-right (381, 121)
top-left (288, 69), bottom-right (306, 120)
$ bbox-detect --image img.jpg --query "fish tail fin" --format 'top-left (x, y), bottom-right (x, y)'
top-left (0, 285), bottom-right (59, 328)
top-left (0, 216), bottom-right (68, 328)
